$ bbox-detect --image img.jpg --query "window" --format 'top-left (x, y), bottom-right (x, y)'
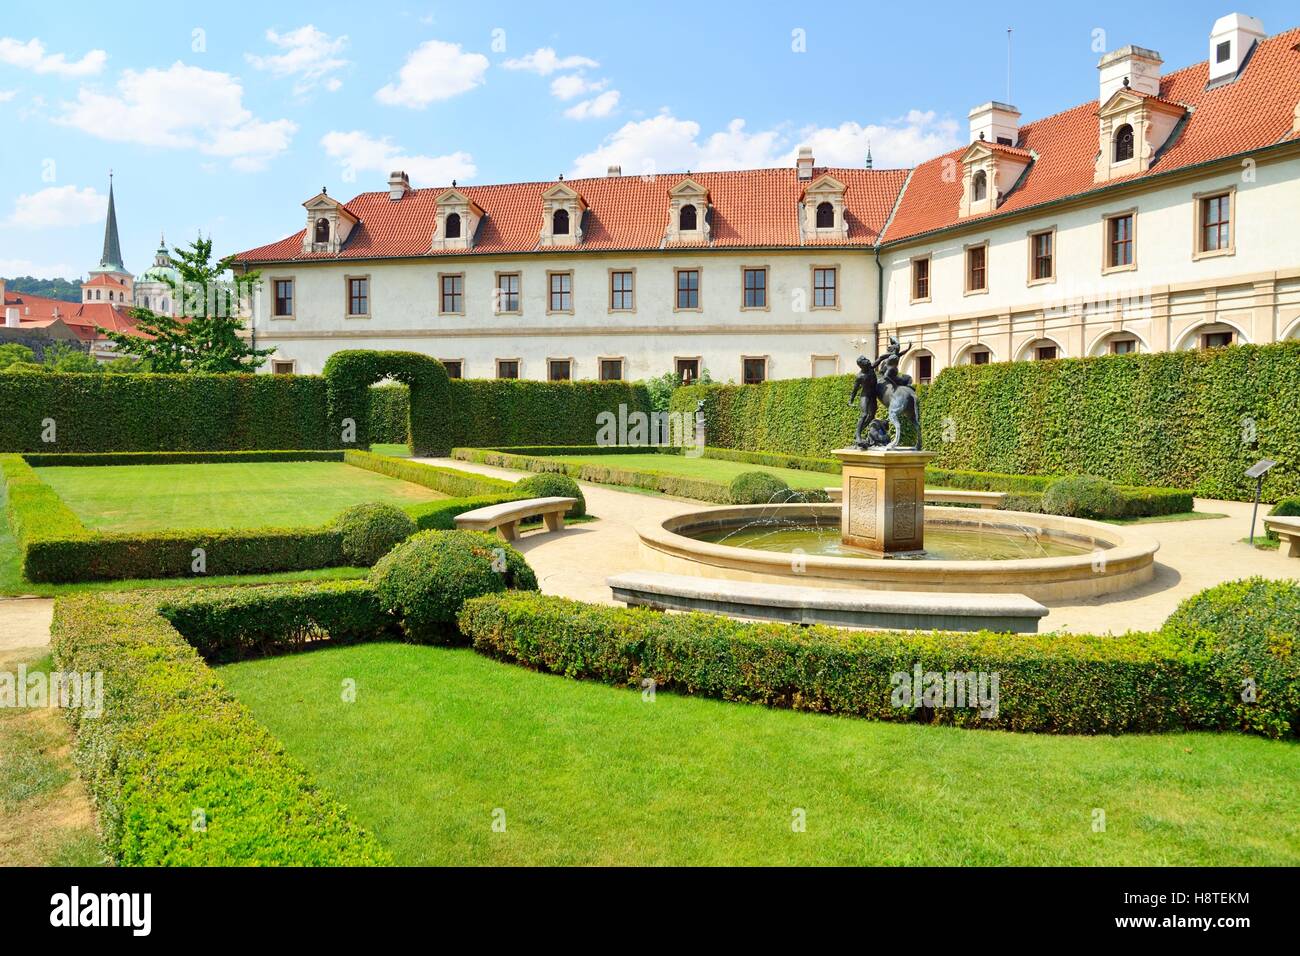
top-left (972, 170), bottom-right (988, 202)
top-left (496, 359), bottom-right (520, 379)
top-left (675, 269), bottom-right (700, 310)
top-left (812, 267), bottom-right (837, 308)
top-left (441, 360), bottom-right (463, 379)
top-left (273, 279), bottom-right (294, 317)
top-left (811, 355), bottom-right (839, 378)
top-left (552, 208), bottom-right (570, 235)
top-left (1035, 345), bottom-right (1058, 361)
top-left (1198, 192), bottom-right (1232, 255)
top-left (1114, 124), bottom-right (1134, 163)
top-left (679, 204), bottom-right (697, 231)
top-left (969, 349), bottom-right (991, 365)
top-left (1202, 330), bottom-right (1234, 349)
top-left (742, 268), bottom-right (767, 309)
top-left (445, 212), bottom-right (461, 239)
top-left (965, 244), bottom-right (987, 293)
top-left (439, 274), bottom-right (464, 314)
top-left (911, 257), bottom-right (930, 302)
top-left (548, 271), bottom-right (573, 312)
top-left (271, 360), bottom-right (296, 375)
top-left (675, 357), bottom-right (700, 384)
top-left (314, 218), bottom-right (330, 244)
top-left (548, 359), bottom-right (572, 381)
top-left (610, 270), bottom-right (634, 311)
top-left (915, 354), bottom-right (934, 385)
top-left (496, 272), bottom-right (520, 314)
top-left (1110, 338), bottom-right (1138, 355)
top-left (815, 202), bottom-right (835, 229)
top-left (742, 357), bottom-right (767, 385)
top-left (1106, 213), bottom-right (1135, 270)
top-left (599, 358), bottom-right (623, 381)
top-left (347, 276), bottom-right (369, 316)
top-left (1216, 40), bottom-right (1231, 63)
top-left (1030, 230), bottom-right (1054, 282)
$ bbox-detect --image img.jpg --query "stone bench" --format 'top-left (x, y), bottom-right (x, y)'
top-left (607, 571), bottom-right (1048, 633)
top-left (822, 486), bottom-right (1008, 509)
top-left (454, 496), bottom-right (577, 542)
top-left (1264, 516), bottom-right (1300, 557)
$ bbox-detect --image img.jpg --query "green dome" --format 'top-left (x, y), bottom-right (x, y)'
top-left (138, 265), bottom-right (179, 284)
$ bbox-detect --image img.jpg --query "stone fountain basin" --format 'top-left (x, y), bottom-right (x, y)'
top-left (637, 504), bottom-right (1159, 601)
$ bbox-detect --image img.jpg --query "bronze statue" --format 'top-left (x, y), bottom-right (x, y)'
top-left (849, 337), bottom-right (923, 451)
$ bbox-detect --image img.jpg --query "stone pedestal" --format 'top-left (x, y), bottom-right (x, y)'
top-left (832, 447), bottom-right (937, 556)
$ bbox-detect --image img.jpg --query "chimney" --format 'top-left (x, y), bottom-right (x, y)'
top-left (1208, 13), bottom-right (1265, 86)
top-left (796, 146), bottom-right (814, 180)
top-left (5, 307), bottom-right (18, 328)
top-left (968, 101), bottom-right (1021, 145)
top-left (606, 165), bottom-right (622, 177)
top-left (387, 170), bottom-right (411, 200)
top-left (1098, 45), bottom-right (1163, 102)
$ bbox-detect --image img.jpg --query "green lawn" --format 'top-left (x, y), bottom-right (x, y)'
top-left (542, 452), bottom-right (834, 491)
top-left (221, 643), bottom-right (1300, 866)
top-left (34, 461), bottom-right (445, 532)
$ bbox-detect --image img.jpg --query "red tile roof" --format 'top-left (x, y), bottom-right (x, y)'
top-left (233, 27), bottom-right (1300, 264)
top-left (83, 273), bottom-right (130, 288)
top-left (2, 290), bottom-right (138, 341)
top-left (235, 167), bottom-right (910, 263)
top-left (883, 27), bottom-right (1300, 243)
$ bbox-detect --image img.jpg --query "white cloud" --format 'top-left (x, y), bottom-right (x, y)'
top-left (569, 109), bottom-right (961, 177)
top-left (564, 90), bottom-right (620, 121)
top-left (375, 40), bottom-right (488, 108)
top-left (246, 25), bottom-right (349, 94)
top-left (0, 89), bottom-right (15, 102)
top-left (501, 48), bottom-right (598, 76)
top-left (0, 258), bottom-right (79, 279)
top-left (55, 62), bottom-right (296, 170)
top-left (321, 130), bottom-right (476, 186)
top-left (550, 74), bottom-right (604, 101)
top-left (0, 37), bottom-right (106, 77)
top-left (5, 185), bottom-right (105, 228)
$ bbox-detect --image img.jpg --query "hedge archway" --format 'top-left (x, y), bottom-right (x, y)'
top-left (322, 350), bottom-right (450, 456)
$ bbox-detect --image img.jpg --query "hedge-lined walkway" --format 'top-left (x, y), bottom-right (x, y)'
top-left (418, 457), bottom-right (1300, 633)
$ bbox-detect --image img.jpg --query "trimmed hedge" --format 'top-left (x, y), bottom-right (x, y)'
top-left (344, 449), bottom-right (514, 497)
top-left (332, 502), bottom-right (417, 565)
top-left (368, 384), bottom-right (410, 444)
top-left (514, 472), bottom-right (586, 517)
top-left (672, 342), bottom-right (1300, 502)
top-left (0, 371), bottom-right (333, 452)
top-left (926, 467), bottom-right (1193, 517)
top-left (323, 350), bottom-right (451, 457)
top-left (460, 578), bottom-right (1300, 738)
top-left (50, 591), bottom-right (389, 864)
top-left (21, 450), bottom-right (344, 467)
top-left (729, 471), bottom-right (791, 504)
top-left (1267, 496), bottom-right (1300, 541)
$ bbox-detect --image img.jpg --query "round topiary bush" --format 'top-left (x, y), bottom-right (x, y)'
top-left (729, 471), bottom-right (791, 504)
top-left (1041, 475), bottom-right (1125, 520)
top-left (1161, 577), bottom-right (1300, 739)
top-left (332, 502), bottom-right (417, 566)
top-left (514, 472), bottom-right (586, 517)
top-left (1266, 497), bottom-right (1300, 541)
top-left (369, 529), bottom-right (538, 643)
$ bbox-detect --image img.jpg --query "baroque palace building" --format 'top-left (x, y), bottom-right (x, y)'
top-left (234, 13), bottom-right (1300, 383)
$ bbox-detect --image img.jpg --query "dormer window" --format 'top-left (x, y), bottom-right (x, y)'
top-left (666, 179), bottom-right (711, 244)
top-left (539, 182), bottom-right (586, 247)
top-left (800, 174), bottom-right (848, 240)
top-left (971, 171), bottom-right (988, 202)
top-left (1113, 124), bottom-right (1134, 163)
top-left (815, 202), bottom-right (834, 229)
top-left (445, 213), bottom-right (461, 239)
top-left (314, 219), bottom-right (330, 244)
top-left (679, 204), bottom-right (697, 231)
top-left (429, 188), bottom-right (483, 251)
top-left (553, 208), bottom-right (570, 235)
top-left (958, 140), bottom-right (1031, 218)
top-left (301, 189), bottom-right (358, 254)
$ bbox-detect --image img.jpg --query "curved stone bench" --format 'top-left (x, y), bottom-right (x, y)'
top-left (607, 571), bottom-right (1048, 633)
top-left (822, 487), bottom-right (1007, 509)
top-left (1264, 516), bottom-right (1300, 557)
top-left (454, 496), bottom-right (577, 542)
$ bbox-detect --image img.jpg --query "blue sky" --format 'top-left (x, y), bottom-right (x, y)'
top-left (1, 0), bottom-right (1295, 281)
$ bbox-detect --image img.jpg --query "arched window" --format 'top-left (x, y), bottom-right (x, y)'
top-left (160, 299), bottom-right (169, 313)
top-left (816, 201), bottom-right (835, 229)
top-left (1114, 124), bottom-right (1134, 163)
top-left (552, 208), bottom-right (570, 235)
top-left (679, 203), bottom-right (697, 231)
top-left (971, 170), bottom-right (988, 202)
top-left (314, 218), bottom-right (331, 244)
top-left (445, 212), bottom-right (461, 239)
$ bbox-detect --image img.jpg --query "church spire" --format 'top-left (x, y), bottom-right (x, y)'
top-left (99, 172), bottom-right (126, 273)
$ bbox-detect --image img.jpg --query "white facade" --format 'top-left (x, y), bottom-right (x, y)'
top-left (252, 249), bottom-right (875, 382)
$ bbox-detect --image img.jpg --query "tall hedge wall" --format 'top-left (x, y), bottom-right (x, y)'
top-left (0, 371), bottom-right (332, 452)
top-left (671, 342), bottom-right (1300, 501)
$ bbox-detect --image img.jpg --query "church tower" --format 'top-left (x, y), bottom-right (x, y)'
top-left (82, 173), bottom-right (134, 306)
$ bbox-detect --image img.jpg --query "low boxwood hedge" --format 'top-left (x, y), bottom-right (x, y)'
top-left (452, 447), bottom-right (731, 502)
top-left (927, 466), bottom-right (1192, 517)
top-left (459, 577), bottom-right (1300, 738)
top-left (20, 450), bottom-right (345, 467)
top-left (514, 472), bottom-right (586, 517)
top-left (51, 591), bottom-right (390, 864)
top-left (1266, 496), bottom-right (1300, 541)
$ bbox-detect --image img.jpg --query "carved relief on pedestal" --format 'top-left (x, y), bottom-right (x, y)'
top-left (848, 475), bottom-right (878, 538)
top-left (892, 477), bottom-right (918, 542)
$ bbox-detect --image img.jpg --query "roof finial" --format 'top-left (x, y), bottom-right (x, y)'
top-left (1123, 75), bottom-right (1130, 88)
top-left (322, 185), bottom-right (328, 194)
top-left (865, 141), bottom-right (873, 169)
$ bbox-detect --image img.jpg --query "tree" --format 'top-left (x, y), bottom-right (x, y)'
top-left (103, 355), bottom-right (147, 374)
top-left (644, 366), bottom-right (713, 413)
top-left (42, 342), bottom-right (100, 373)
top-left (0, 343), bottom-right (36, 370)
top-left (97, 235), bottom-right (275, 373)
